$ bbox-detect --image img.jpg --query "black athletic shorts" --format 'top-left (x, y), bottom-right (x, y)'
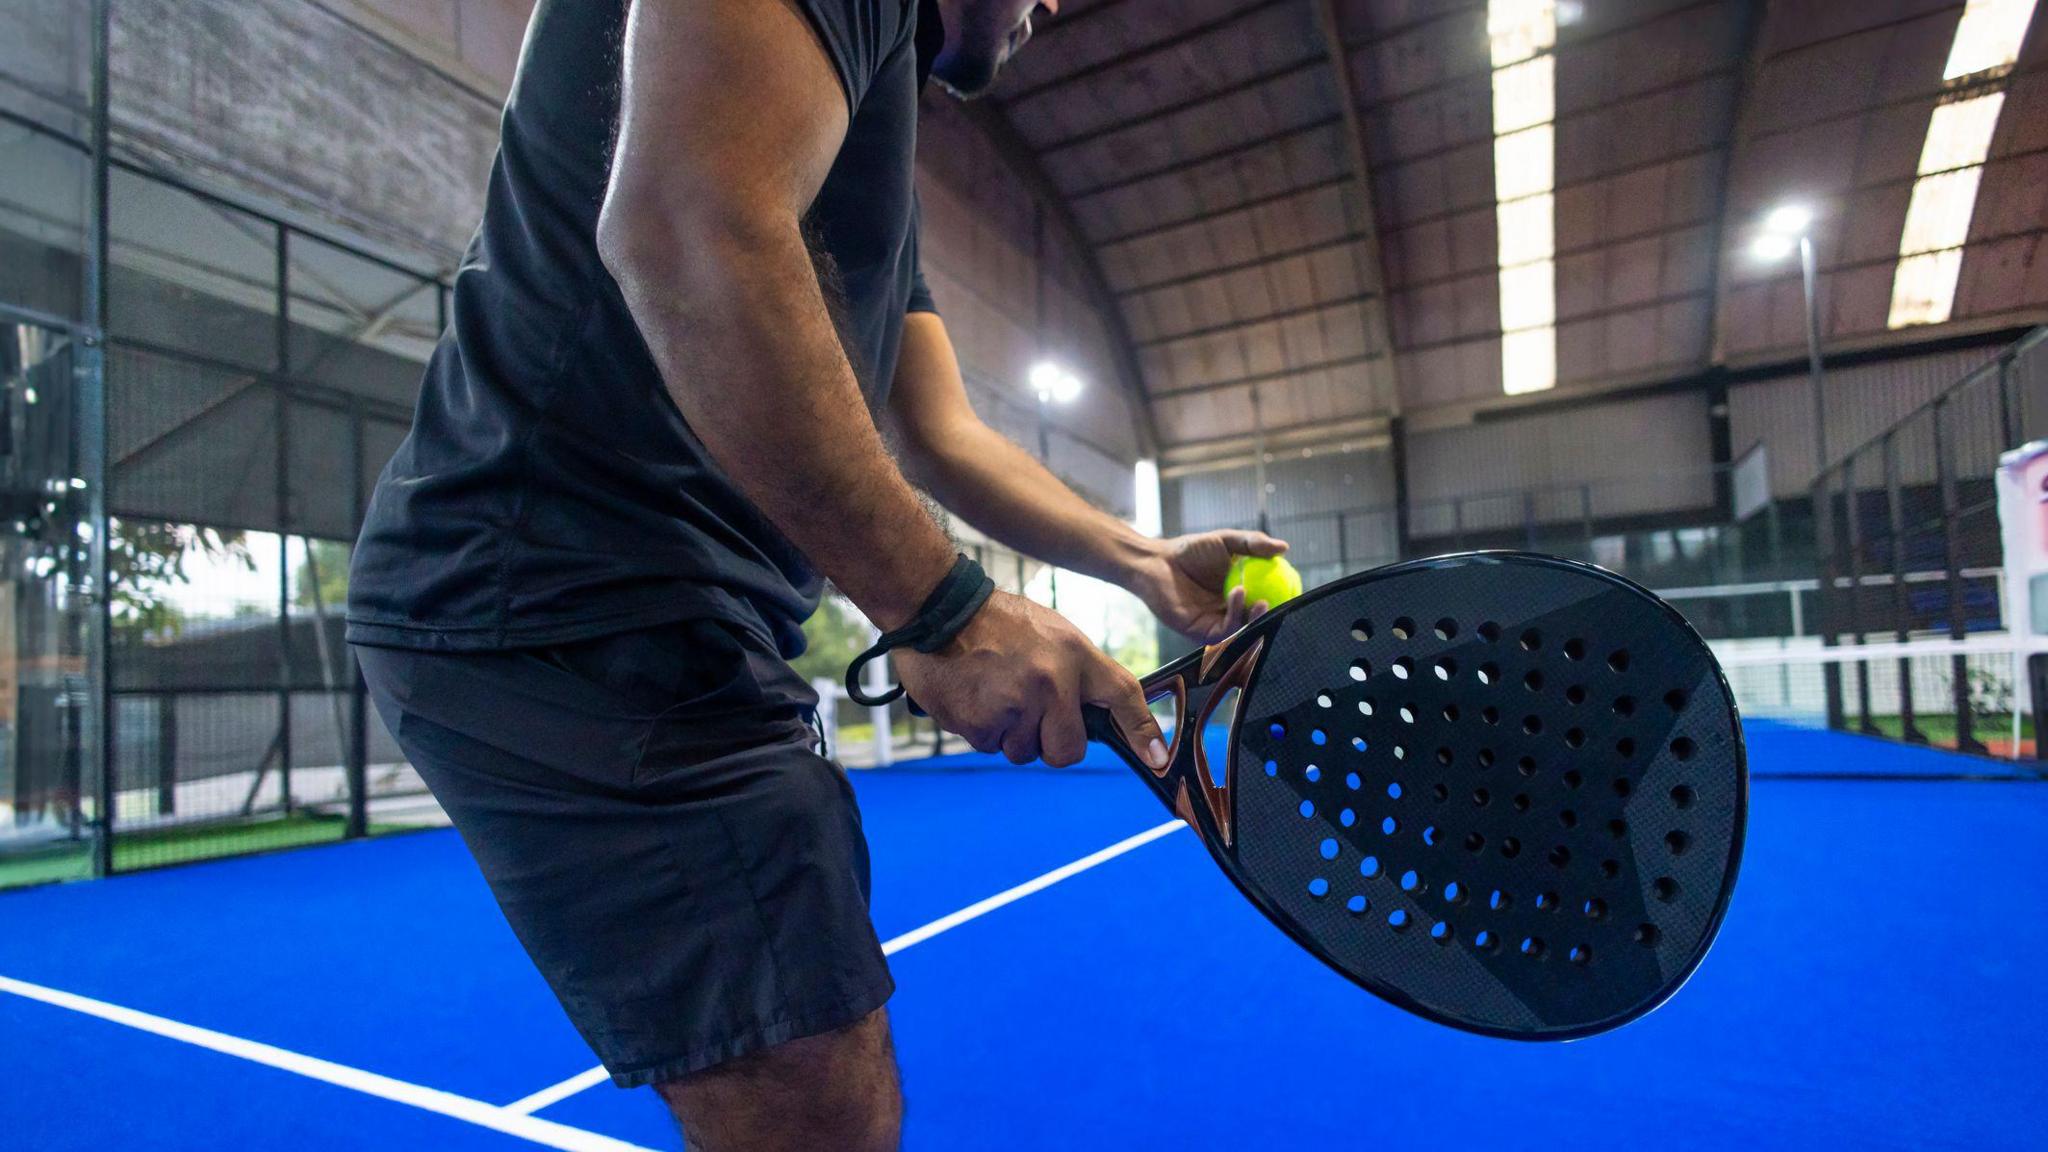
top-left (354, 618), bottom-right (893, 1088)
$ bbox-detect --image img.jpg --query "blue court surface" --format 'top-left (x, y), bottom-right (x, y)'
top-left (3, 722), bottom-right (2045, 1151)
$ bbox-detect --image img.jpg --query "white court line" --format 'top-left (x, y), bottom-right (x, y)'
top-left (0, 974), bottom-right (658, 1152)
top-left (505, 818), bottom-right (1188, 1116)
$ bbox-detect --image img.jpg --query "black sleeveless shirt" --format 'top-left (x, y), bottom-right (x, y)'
top-left (348, 0), bottom-right (939, 657)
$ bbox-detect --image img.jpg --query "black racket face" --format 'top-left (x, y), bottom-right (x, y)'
top-left (1217, 553), bottom-right (1743, 1038)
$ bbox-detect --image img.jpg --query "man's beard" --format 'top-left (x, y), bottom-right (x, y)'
top-left (931, 11), bottom-right (1026, 98)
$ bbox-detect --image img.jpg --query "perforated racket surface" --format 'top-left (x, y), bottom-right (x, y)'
top-left (1085, 552), bottom-right (1745, 1039)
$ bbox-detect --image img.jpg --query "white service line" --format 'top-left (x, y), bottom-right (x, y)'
top-left (0, 974), bottom-right (659, 1152)
top-left (507, 817), bottom-right (1189, 1115)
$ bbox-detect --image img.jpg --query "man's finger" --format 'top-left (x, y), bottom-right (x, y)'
top-left (1249, 599), bottom-right (1270, 621)
top-left (1214, 585), bottom-right (1248, 639)
top-left (1220, 529), bottom-right (1288, 557)
top-left (1038, 690), bottom-right (1087, 768)
top-left (1000, 703), bottom-right (1045, 765)
top-left (1086, 662), bottom-right (1167, 770)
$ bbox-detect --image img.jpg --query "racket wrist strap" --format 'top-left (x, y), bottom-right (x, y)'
top-left (844, 554), bottom-right (995, 708)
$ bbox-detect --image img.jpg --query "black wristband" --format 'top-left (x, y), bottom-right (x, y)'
top-left (843, 555), bottom-right (996, 708)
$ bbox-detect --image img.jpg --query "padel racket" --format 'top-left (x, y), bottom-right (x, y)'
top-left (1084, 551), bottom-right (1744, 1039)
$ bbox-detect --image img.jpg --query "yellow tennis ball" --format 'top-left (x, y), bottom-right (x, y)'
top-left (1226, 554), bottom-right (1302, 608)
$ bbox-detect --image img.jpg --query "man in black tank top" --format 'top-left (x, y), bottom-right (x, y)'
top-left (348, 2), bottom-right (1288, 1146)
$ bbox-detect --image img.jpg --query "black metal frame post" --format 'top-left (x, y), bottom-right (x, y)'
top-left (1839, 460), bottom-right (1877, 734)
top-left (1882, 434), bottom-right (1924, 742)
top-left (88, 0), bottom-right (114, 879)
top-left (1813, 473), bottom-right (1845, 730)
top-left (1933, 397), bottom-right (1986, 754)
top-left (274, 226), bottom-right (294, 816)
top-left (346, 404), bottom-right (368, 839)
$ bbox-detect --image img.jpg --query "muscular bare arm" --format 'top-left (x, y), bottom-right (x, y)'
top-left (597, 0), bottom-right (953, 630)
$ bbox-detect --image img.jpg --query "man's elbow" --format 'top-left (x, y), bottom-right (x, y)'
top-left (596, 183), bottom-right (784, 302)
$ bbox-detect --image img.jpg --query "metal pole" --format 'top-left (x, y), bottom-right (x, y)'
top-left (1840, 460), bottom-right (1877, 734)
top-left (88, 0), bottom-right (114, 879)
top-left (1251, 387), bottom-right (1269, 534)
top-left (1883, 434), bottom-right (1923, 743)
top-left (275, 227), bottom-right (293, 816)
top-left (1800, 233), bottom-right (1827, 477)
top-left (1933, 398), bottom-right (1985, 754)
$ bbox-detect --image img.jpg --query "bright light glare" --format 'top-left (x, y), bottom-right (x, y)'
top-left (1763, 204), bottom-right (1813, 236)
top-left (1944, 0), bottom-right (2037, 80)
top-left (1030, 361), bottom-right (1083, 403)
top-left (1750, 232), bottom-right (1796, 262)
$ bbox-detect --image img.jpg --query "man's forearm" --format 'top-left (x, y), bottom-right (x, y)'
top-left (913, 421), bottom-right (1164, 589)
top-left (602, 213), bottom-right (956, 629)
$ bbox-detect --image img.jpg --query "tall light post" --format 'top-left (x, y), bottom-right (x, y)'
top-left (1751, 203), bottom-right (1825, 476)
top-left (1030, 361), bottom-right (1083, 610)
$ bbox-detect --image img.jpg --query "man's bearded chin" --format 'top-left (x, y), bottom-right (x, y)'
top-left (931, 33), bottom-right (1010, 98)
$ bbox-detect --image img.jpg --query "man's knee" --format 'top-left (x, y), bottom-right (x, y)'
top-left (656, 1007), bottom-right (902, 1152)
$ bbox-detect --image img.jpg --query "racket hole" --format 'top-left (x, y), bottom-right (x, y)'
top-left (1477, 748), bottom-right (1495, 768)
top-left (1520, 629), bottom-right (1542, 651)
top-left (1559, 808), bottom-right (1577, 828)
top-left (1608, 650), bottom-right (1630, 673)
top-left (1298, 799), bottom-right (1315, 818)
top-left (1430, 921), bottom-right (1454, 944)
top-left (1308, 877), bottom-right (1330, 898)
top-left (1319, 838), bottom-right (1339, 861)
top-left (1422, 824), bottom-right (1439, 846)
top-left (1347, 894), bottom-right (1369, 914)
top-left (1534, 890), bottom-right (1557, 911)
top-left (1269, 721), bottom-right (1287, 740)
top-left (1582, 898), bottom-right (1607, 920)
top-left (1522, 716), bottom-right (1543, 736)
top-left (1399, 706), bottom-right (1416, 724)
top-left (1444, 881), bottom-right (1466, 904)
top-left (1349, 659), bottom-right (1371, 682)
top-left (1442, 704), bottom-right (1461, 723)
top-left (1612, 776), bottom-right (1632, 798)
top-left (1524, 670), bottom-right (1544, 692)
top-left (1512, 793), bottom-right (1530, 813)
top-left (1481, 706), bottom-right (1500, 725)
top-left (1316, 692), bottom-right (1333, 709)
top-left (1564, 638), bottom-right (1586, 661)
top-left (1489, 889), bottom-right (1511, 911)
top-left (1382, 816), bottom-right (1399, 836)
top-left (1311, 729), bottom-right (1328, 746)
top-left (1565, 728), bottom-right (1585, 749)
top-left (1613, 695), bottom-right (1635, 717)
top-left (1358, 698), bottom-right (1375, 717)
top-left (1433, 783), bottom-right (1451, 802)
top-left (1304, 764), bottom-right (1321, 783)
top-left (1465, 832), bottom-right (1486, 853)
top-left (1393, 744), bottom-right (1407, 760)
top-left (1653, 876), bottom-right (1679, 902)
top-left (1569, 944), bottom-right (1591, 966)
top-left (1474, 929), bottom-right (1499, 954)
top-left (1351, 735), bottom-right (1368, 752)
top-left (1433, 658), bottom-right (1456, 682)
top-left (1500, 837), bottom-right (1521, 859)
top-left (1600, 858), bottom-right (1621, 879)
top-left (1634, 923), bottom-right (1661, 947)
top-left (1671, 784), bottom-right (1696, 809)
top-left (1340, 808), bottom-right (1357, 827)
top-left (1671, 736), bottom-right (1697, 761)
top-left (1477, 663), bottom-right (1499, 686)
top-left (1386, 781), bottom-right (1401, 799)
top-left (1388, 909), bottom-right (1411, 931)
top-left (1360, 855), bottom-right (1381, 878)
top-left (1563, 769), bottom-right (1583, 789)
top-left (1434, 618), bottom-right (1459, 641)
top-left (1565, 684), bottom-right (1587, 705)
top-left (1351, 619), bottom-right (1373, 642)
top-left (1346, 772), bottom-right (1362, 790)
top-left (1471, 787), bottom-right (1490, 807)
top-left (1391, 658), bottom-right (1413, 681)
top-left (1615, 737), bottom-right (1636, 759)
top-left (1666, 830), bottom-right (1690, 856)
top-left (1437, 747), bottom-right (1454, 767)
top-left (1608, 818), bottom-right (1628, 839)
top-left (1547, 846), bottom-right (1571, 869)
top-left (1520, 936), bottom-right (1546, 959)
top-left (1518, 756), bottom-right (1537, 777)
top-left (1664, 689), bottom-right (1687, 712)
top-left (1391, 617), bottom-right (1415, 642)
top-left (1399, 869), bottom-right (1420, 891)
top-left (1478, 621), bottom-right (1501, 643)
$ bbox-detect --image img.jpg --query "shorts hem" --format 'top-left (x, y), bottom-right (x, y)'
top-left (604, 974), bottom-right (898, 1089)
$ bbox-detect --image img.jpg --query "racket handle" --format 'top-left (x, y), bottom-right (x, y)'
top-left (1083, 703), bottom-right (1163, 777)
